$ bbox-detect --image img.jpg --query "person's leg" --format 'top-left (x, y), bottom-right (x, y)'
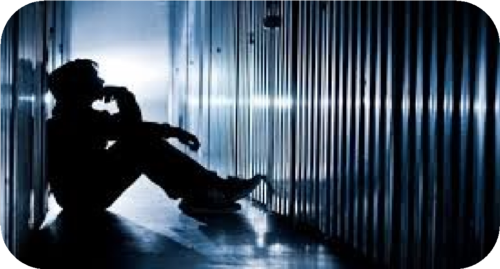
top-left (141, 139), bottom-right (265, 207)
top-left (117, 135), bottom-right (263, 205)
top-left (53, 157), bottom-right (140, 213)
top-left (97, 136), bottom-right (204, 199)
top-left (95, 142), bottom-right (144, 208)
top-left (125, 137), bottom-right (225, 200)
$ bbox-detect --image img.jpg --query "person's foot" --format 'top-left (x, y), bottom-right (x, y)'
top-left (177, 174), bottom-right (264, 214)
top-left (223, 174), bottom-right (265, 202)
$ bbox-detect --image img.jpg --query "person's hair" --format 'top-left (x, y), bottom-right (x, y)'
top-left (48, 59), bottom-right (99, 101)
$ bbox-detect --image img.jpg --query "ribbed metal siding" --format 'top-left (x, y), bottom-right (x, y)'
top-left (1, 10), bottom-right (16, 250)
top-left (0, 1), bottom-right (70, 256)
top-left (165, 1), bottom-right (499, 268)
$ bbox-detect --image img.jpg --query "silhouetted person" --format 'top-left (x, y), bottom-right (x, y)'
top-left (47, 59), bottom-right (263, 214)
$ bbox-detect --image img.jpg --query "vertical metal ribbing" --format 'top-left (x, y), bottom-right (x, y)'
top-left (288, 0), bottom-right (299, 221)
top-left (0, 13), bottom-right (15, 251)
top-left (10, 11), bottom-right (19, 249)
top-left (332, 0), bottom-right (339, 237)
top-left (446, 0), bottom-right (460, 268)
top-left (364, 1), bottom-right (373, 254)
top-left (163, 2), bottom-right (499, 268)
top-left (336, 0), bottom-right (345, 239)
top-left (318, 1), bottom-right (330, 235)
top-left (390, 2), bottom-right (405, 267)
top-left (472, 7), bottom-right (488, 261)
top-left (326, 1), bottom-right (334, 236)
top-left (296, 1), bottom-right (305, 222)
top-left (355, 2), bottom-right (362, 249)
top-left (311, 1), bottom-right (321, 229)
top-left (495, 32), bottom-right (500, 264)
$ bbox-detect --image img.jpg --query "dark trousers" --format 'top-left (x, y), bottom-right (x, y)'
top-left (53, 137), bottom-right (222, 212)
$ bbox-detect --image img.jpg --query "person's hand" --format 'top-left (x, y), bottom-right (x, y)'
top-left (102, 86), bottom-right (134, 103)
top-left (177, 129), bottom-right (200, 151)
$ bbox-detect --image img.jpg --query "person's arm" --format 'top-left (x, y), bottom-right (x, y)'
top-left (98, 87), bottom-right (200, 150)
top-left (141, 122), bottom-right (200, 150)
top-left (102, 86), bottom-right (142, 123)
top-left (99, 86), bottom-right (143, 140)
top-left (140, 122), bottom-right (178, 138)
top-left (118, 121), bottom-right (200, 151)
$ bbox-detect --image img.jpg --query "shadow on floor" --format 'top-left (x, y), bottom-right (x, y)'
top-left (22, 178), bottom-right (380, 269)
top-left (187, 209), bottom-right (323, 250)
top-left (184, 210), bottom-right (258, 241)
top-left (26, 211), bottom-right (209, 269)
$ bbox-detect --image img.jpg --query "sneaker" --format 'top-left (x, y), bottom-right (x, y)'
top-left (177, 174), bottom-right (264, 214)
top-left (222, 174), bottom-right (265, 202)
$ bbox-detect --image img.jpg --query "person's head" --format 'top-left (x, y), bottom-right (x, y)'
top-left (48, 59), bottom-right (104, 107)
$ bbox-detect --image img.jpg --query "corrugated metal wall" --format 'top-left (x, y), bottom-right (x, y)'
top-left (0, 5), bottom-right (15, 250)
top-left (166, 1), bottom-right (499, 268)
top-left (0, 1), bottom-right (70, 257)
top-left (167, 1), bottom-right (240, 176)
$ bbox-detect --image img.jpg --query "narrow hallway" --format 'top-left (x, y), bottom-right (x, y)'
top-left (32, 178), bottom-right (366, 269)
top-left (1, 2), bottom-right (499, 269)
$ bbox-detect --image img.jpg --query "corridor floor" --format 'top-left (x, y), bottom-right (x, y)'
top-left (30, 178), bottom-right (370, 269)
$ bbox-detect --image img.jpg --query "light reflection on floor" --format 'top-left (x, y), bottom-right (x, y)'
top-left (37, 177), bottom-right (368, 268)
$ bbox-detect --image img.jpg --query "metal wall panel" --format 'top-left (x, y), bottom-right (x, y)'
top-left (0, 1), bottom-right (69, 257)
top-left (165, 2), bottom-right (499, 268)
top-left (1, 10), bottom-right (15, 250)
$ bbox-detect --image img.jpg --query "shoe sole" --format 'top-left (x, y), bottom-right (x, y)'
top-left (179, 201), bottom-right (241, 214)
top-left (230, 177), bottom-right (263, 201)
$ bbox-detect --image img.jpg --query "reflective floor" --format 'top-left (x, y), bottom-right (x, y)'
top-left (28, 178), bottom-right (372, 269)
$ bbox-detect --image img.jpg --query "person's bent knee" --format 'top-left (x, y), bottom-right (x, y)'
top-left (54, 193), bottom-right (112, 215)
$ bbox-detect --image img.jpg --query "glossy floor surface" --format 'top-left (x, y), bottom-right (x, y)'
top-left (28, 178), bottom-right (372, 269)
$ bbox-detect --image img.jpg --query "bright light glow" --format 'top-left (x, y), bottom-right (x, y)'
top-left (255, 218), bottom-right (268, 248)
top-left (257, 235), bottom-right (266, 248)
top-left (92, 99), bottom-right (119, 113)
top-left (355, 98), bottom-right (361, 109)
top-left (76, 51), bottom-right (168, 102)
top-left (29, 190), bottom-right (35, 229)
top-left (270, 243), bottom-right (287, 254)
top-left (19, 95), bottom-right (35, 103)
top-left (211, 95), bottom-right (233, 107)
top-left (460, 99), bottom-right (470, 114)
top-left (430, 99), bottom-right (436, 112)
top-left (386, 98), bottom-right (392, 111)
top-left (443, 97), bottom-right (453, 114)
top-left (252, 95), bottom-right (271, 108)
top-left (346, 96), bottom-right (352, 109)
top-left (98, 57), bottom-right (166, 87)
top-left (373, 98), bottom-right (380, 110)
top-left (416, 98), bottom-right (423, 112)
top-left (364, 96), bottom-right (371, 110)
top-left (402, 97), bottom-right (409, 112)
top-left (47, 195), bottom-right (61, 216)
top-left (474, 100), bottom-right (487, 115)
top-left (188, 96), bottom-right (201, 107)
top-left (321, 97), bottom-right (330, 108)
top-left (44, 92), bottom-right (54, 106)
top-left (276, 96), bottom-right (293, 109)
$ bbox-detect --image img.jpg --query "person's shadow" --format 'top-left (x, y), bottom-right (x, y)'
top-left (181, 205), bottom-right (287, 249)
top-left (25, 211), bottom-right (209, 269)
top-left (185, 210), bottom-right (259, 244)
